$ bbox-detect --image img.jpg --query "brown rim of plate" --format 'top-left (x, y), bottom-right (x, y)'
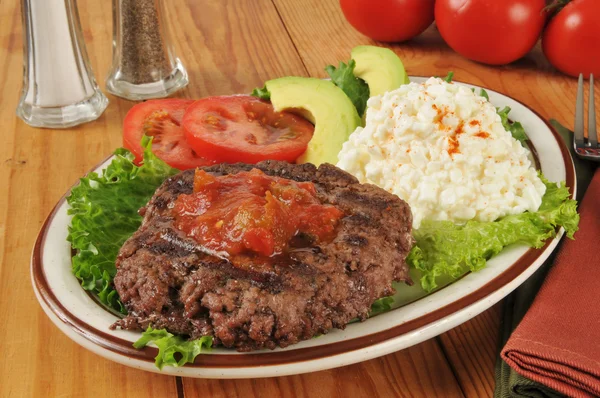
top-left (31, 89), bottom-right (576, 369)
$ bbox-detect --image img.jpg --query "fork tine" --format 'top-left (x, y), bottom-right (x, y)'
top-left (588, 74), bottom-right (597, 147)
top-left (575, 74), bottom-right (586, 146)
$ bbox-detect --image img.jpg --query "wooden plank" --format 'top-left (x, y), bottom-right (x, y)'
top-left (0, 0), bottom-right (306, 396)
top-left (439, 305), bottom-right (503, 397)
top-left (162, 0), bottom-right (309, 98)
top-left (183, 343), bottom-right (464, 398)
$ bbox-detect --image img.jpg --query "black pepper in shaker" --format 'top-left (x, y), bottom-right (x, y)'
top-left (106, 0), bottom-right (188, 100)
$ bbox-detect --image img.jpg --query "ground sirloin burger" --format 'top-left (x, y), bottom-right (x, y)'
top-left (111, 161), bottom-right (414, 351)
top-left (337, 77), bottom-right (546, 228)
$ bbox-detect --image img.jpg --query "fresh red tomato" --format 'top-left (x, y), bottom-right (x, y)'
top-left (435, 0), bottom-right (547, 65)
top-left (339, 0), bottom-right (435, 42)
top-left (123, 99), bottom-right (217, 170)
top-left (542, 0), bottom-right (600, 78)
top-left (183, 95), bottom-right (314, 164)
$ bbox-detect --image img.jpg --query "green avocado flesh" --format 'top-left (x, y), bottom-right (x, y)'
top-left (265, 76), bottom-right (361, 166)
top-left (351, 45), bottom-right (410, 97)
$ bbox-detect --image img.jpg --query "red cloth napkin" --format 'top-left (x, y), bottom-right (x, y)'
top-left (502, 170), bottom-right (600, 398)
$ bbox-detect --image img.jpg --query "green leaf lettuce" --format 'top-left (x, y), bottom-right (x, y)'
top-left (251, 85), bottom-right (271, 101)
top-left (325, 59), bottom-right (370, 117)
top-left (67, 136), bottom-right (177, 312)
top-left (134, 327), bottom-right (213, 370)
top-left (369, 296), bottom-right (395, 317)
top-left (444, 71), bottom-right (454, 83)
top-left (497, 106), bottom-right (528, 145)
top-left (408, 175), bottom-right (579, 292)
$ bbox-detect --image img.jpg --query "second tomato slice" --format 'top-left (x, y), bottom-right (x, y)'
top-left (182, 95), bottom-right (314, 164)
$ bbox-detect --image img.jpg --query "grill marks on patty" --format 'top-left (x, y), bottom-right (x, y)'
top-left (111, 160), bottom-right (414, 351)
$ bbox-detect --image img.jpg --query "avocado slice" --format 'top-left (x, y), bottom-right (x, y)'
top-left (265, 77), bottom-right (361, 166)
top-left (351, 46), bottom-right (410, 97)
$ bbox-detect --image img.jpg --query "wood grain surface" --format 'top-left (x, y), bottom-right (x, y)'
top-left (0, 0), bottom-right (596, 397)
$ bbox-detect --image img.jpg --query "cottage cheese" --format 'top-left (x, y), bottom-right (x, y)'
top-left (337, 77), bottom-right (546, 228)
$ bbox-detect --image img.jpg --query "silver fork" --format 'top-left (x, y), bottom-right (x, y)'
top-left (574, 73), bottom-right (599, 161)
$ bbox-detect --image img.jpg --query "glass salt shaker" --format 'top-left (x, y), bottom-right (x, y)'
top-left (106, 0), bottom-right (189, 100)
top-left (17, 0), bottom-right (108, 128)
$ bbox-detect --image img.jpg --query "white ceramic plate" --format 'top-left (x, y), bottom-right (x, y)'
top-left (31, 77), bottom-right (576, 378)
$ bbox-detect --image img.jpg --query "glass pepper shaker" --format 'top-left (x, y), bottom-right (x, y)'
top-left (106, 0), bottom-right (189, 100)
top-left (17, 0), bottom-right (109, 128)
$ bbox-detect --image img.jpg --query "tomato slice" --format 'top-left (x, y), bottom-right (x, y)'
top-left (182, 95), bottom-right (314, 164)
top-left (122, 99), bottom-right (217, 170)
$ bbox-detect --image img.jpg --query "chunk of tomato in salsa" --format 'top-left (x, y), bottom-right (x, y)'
top-left (172, 169), bottom-right (343, 257)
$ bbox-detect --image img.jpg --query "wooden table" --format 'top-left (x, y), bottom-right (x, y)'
top-left (1, 0), bottom-right (594, 397)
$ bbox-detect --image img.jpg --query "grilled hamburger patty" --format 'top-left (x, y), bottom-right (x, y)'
top-left (111, 161), bottom-right (414, 351)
